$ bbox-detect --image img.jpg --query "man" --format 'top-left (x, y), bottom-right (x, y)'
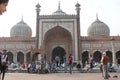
top-left (68, 55), bottom-right (73, 74)
top-left (0, 0), bottom-right (9, 15)
top-left (0, 49), bottom-right (8, 80)
top-left (101, 52), bottom-right (109, 79)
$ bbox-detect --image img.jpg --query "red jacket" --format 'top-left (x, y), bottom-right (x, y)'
top-left (68, 57), bottom-right (73, 65)
top-left (103, 55), bottom-right (109, 65)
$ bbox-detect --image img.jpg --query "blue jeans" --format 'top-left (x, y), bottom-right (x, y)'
top-left (69, 64), bottom-right (73, 74)
top-left (103, 65), bottom-right (109, 79)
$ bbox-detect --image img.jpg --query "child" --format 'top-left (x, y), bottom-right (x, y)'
top-left (0, 0), bottom-right (9, 15)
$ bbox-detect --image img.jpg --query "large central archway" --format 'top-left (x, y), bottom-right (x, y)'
top-left (44, 26), bottom-right (72, 62)
top-left (52, 46), bottom-right (66, 63)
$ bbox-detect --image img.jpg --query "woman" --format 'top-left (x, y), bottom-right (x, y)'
top-left (0, 0), bottom-right (9, 15)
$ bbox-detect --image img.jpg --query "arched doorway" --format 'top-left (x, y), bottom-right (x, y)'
top-left (32, 52), bottom-right (43, 63)
top-left (44, 26), bottom-right (72, 61)
top-left (7, 52), bottom-right (13, 63)
top-left (116, 50), bottom-right (120, 59)
top-left (106, 51), bottom-right (112, 63)
top-left (52, 46), bottom-right (66, 63)
top-left (93, 51), bottom-right (102, 62)
top-left (82, 51), bottom-right (89, 68)
top-left (17, 51), bottom-right (24, 64)
top-left (32, 53), bottom-right (39, 62)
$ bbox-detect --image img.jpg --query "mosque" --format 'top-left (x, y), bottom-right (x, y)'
top-left (0, 2), bottom-right (120, 67)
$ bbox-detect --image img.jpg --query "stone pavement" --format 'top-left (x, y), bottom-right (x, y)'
top-left (3, 72), bottom-right (120, 80)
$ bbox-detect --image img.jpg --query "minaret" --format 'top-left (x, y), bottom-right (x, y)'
top-left (35, 3), bottom-right (41, 50)
top-left (75, 2), bottom-right (81, 60)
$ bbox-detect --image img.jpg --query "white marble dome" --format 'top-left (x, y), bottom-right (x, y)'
top-left (10, 19), bottom-right (32, 37)
top-left (87, 17), bottom-right (110, 36)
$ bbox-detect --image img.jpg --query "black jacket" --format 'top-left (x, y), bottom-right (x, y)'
top-left (0, 54), bottom-right (8, 66)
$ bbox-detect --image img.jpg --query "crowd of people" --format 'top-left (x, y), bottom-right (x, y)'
top-left (1, 51), bottom-right (120, 79)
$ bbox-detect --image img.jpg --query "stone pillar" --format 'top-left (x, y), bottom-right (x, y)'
top-left (14, 53), bottom-right (17, 63)
top-left (24, 54), bottom-right (26, 63)
top-left (75, 2), bottom-right (81, 61)
top-left (35, 3), bottom-right (41, 50)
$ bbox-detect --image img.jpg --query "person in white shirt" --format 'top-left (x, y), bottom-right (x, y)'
top-left (0, 49), bottom-right (8, 80)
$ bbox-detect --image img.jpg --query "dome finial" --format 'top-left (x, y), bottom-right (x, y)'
top-left (52, 0), bottom-right (66, 15)
top-left (75, 1), bottom-right (80, 7)
top-left (58, 0), bottom-right (61, 9)
top-left (96, 13), bottom-right (99, 21)
top-left (21, 15), bottom-right (23, 22)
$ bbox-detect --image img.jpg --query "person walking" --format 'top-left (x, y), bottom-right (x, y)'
top-left (101, 52), bottom-right (110, 79)
top-left (0, 0), bottom-right (9, 15)
top-left (0, 49), bottom-right (8, 80)
top-left (68, 55), bottom-right (73, 74)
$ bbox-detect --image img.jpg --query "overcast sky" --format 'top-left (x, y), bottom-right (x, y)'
top-left (0, 0), bottom-right (120, 37)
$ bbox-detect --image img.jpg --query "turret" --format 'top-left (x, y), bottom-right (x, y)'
top-left (35, 3), bottom-right (41, 49)
top-left (75, 2), bottom-right (81, 60)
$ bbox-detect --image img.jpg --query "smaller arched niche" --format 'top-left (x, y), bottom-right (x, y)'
top-left (106, 51), bottom-right (113, 63)
top-left (116, 50), bottom-right (120, 59)
top-left (82, 51), bottom-right (89, 68)
top-left (93, 51), bottom-right (102, 62)
top-left (7, 52), bottom-right (14, 63)
top-left (17, 51), bottom-right (24, 64)
top-left (52, 46), bottom-right (66, 63)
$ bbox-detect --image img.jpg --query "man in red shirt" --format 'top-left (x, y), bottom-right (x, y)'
top-left (101, 52), bottom-right (109, 79)
top-left (68, 55), bottom-right (73, 74)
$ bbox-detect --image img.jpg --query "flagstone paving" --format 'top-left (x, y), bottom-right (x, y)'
top-left (4, 72), bottom-right (120, 80)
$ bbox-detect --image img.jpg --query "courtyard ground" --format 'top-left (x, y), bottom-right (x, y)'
top-left (3, 72), bottom-right (120, 80)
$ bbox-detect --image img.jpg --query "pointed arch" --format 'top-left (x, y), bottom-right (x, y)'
top-left (44, 26), bottom-right (72, 41)
top-left (44, 26), bottom-right (72, 62)
top-left (7, 52), bottom-right (13, 63)
top-left (82, 51), bottom-right (89, 67)
top-left (52, 46), bottom-right (66, 63)
top-left (116, 50), bottom-right (120, 59)
top-left (93, 51), bottom-right (102, 62)
top-left (106, 51), bottom-right (112, 63)
top-left (17, 51), bottom-right (24, 64)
